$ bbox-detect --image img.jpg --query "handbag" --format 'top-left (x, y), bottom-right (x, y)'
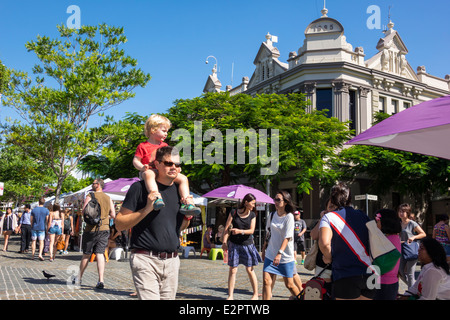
top-left (366, 220), bottom-right (401, 275)
top-left (56, 238), bottom-right (65, 251)
top-left (265, 211), bottom-right (276, 243)
top-left (304, 241), bottom-right (319, 271)
top-left (401, 241), bottom-right (419, 261)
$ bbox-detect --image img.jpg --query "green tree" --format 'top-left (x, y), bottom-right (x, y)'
top-left (78, 112), bottom-right (147, 179)
top-left (77, 93), bottom-right (351, 196)
top-left (166, 92), bottom-right (352, 194)
top-left (338, 112), bottom-right (450, 224)
top-left (0, 60), bottom-right (8, 97)
top-left (2, 24), bottom-right (151, 204)
top-left (0, 143), bottom-right (54, 205)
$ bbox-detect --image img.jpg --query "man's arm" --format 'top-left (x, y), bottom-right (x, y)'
top-left (109, 198), bottom-right (116, 220)
top-left (83, 195), bottom-right (90, 210)
top-left (299, 221), bottom-right (307, 236)
top-left (319, 226), bottom-right (333, 264)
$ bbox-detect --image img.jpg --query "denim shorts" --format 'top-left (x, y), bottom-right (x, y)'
top-left (31, 230), bottom-right (45, 241)
top-left (48, 226), bottom-right (62, 235)
top-left (443, 243), bottom-right (450, 257)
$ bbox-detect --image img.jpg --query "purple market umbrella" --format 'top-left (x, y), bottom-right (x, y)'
top-left (202, 184), bottom-right (274, 204)
top-left (102, 177), bottom-right (140, 196)
top-left (347, 95), bottom-right (450, 159)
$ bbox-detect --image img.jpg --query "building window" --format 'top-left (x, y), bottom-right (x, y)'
top-left (392, 99), bottom-right (399, 114)
top-left (316, 88), bottom-right (333, 118)
top-left (379, 96), bottom-right (386, 113)
top-left (403, 102), bottom-right (410, 109)
top-left (349, 90), bottom-right (356, 132)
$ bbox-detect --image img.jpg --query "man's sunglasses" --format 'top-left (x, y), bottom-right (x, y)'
top-left (163, 161), bottom-right (182, 168)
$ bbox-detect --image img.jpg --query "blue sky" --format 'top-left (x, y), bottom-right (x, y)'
top-left (1, 0), bottom-right (449, 127)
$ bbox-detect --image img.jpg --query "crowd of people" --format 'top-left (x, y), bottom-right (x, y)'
top-left (201, 182), bottom-right (450, 301)
top-left (1, 113), bottom-right (449, 301)
top-left (0, 201), bottom-right (76, 260)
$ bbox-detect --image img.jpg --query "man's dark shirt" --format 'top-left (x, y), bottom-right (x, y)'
top-left (122, 180), bottom-right (183, 252)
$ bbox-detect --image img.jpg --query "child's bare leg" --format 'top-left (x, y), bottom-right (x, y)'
top-left (174, 174), bottom-right (193, 205)
top-left (142, 170), bottom-right (165, 210)
top-left (142, 169), bottom-right (158, 193)
top-left (174, 174), bottom-right (201, 215)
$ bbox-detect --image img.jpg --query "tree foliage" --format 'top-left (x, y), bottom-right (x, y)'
top-left (78, 112), bottom-right (147, 179)
top-left (77, 93), bottom-right (352, 196)
top-left (0, 143), bottom-right (54, 205)
top-left (166, 92), bottom-right (352, 194)
top-left (338, 112), bottom-right (450, 222)
top-left (1, 24), bottom-right (151, 203)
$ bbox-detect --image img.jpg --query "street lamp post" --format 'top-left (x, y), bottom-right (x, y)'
top-left (205, 55), bottom-right (218, 75)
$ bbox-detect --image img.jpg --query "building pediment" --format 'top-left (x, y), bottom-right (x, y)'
top-left (248, 34), bottom-right (288, 89)
top-left (376, 29), bottom-right (408, 54)
top-left (304, 17), bottom-right (344, 36)
top-left (366, 23), bottom-right (416, 80)
top-left (203, 73), bottom-right (222, 93)
top-left (253, 39), bottom-right (281, 65)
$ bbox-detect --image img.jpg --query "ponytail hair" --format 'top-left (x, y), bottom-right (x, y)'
top-left (330, 182), bottom-right (351, 208)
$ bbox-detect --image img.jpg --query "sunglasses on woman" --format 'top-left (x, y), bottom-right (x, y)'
top-left (274, 197), bottom-right (284, 202)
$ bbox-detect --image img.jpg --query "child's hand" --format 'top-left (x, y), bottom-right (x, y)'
top-left (140, 164), bottom-right (149, 172)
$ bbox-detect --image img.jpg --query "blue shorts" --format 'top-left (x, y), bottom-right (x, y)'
top-left (443, 243), bottom-right (450, 257)
top-left (31, 230), bottom-right (45, 241)
top-left (48, 226), bottom-right (62, 235)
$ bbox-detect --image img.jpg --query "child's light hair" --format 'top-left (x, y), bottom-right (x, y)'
top-left (144, 114), bottom-right (172, 138)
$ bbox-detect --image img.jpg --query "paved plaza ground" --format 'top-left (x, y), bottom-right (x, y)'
top-left (0, 235), bottom-right (410, 301)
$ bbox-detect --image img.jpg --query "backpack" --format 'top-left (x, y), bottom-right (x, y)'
top-left (299, 277), bottom-right (330, 300)
top-left (83, 192), bottom-right (102, 226)
top-left (298, 266), bottom-right (331, 300)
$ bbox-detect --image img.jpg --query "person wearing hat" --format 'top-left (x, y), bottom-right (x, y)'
top-left (293, 210), bottom-right (307, 265)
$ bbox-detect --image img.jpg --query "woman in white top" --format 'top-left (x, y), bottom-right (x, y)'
top-left (262, 190), bottom-right (299, 300)
top-left (401, 237), bottom-right (450, 300)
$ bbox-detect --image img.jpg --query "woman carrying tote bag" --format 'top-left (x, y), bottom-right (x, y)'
top-left (398, 203), bottom-right (426, 290)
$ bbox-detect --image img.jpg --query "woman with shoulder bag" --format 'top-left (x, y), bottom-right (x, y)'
top-left (309, 199), bottom-right (336, 292)
top-left (262, 191), bottom-right (300, 300)
top-left (222, 193), bottom-right (262, 300)
top-left (398, 203), bottom-right (426, 290)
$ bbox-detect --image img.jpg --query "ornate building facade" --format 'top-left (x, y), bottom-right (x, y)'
top-left (203, 7), bottom-right (449, 228)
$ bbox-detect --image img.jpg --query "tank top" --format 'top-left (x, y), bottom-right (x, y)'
top-left (434, 223), bottom-right (450, 245)
top-left (50, 211), bottom-right (62, 228)
top-left (229, 209), bottom-right (255, 246)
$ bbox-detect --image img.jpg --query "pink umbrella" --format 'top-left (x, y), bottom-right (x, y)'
top-left (346, 95), bottom-right (450, 159)
top-left (202, 184), bottom-right (274, 204)
top-left (102, 177), bottom-right (140, 196)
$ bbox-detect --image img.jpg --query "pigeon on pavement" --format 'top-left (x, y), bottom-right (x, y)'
top-left (42, 270), bottom-right (56, 281)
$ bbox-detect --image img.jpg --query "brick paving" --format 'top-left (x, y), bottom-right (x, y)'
top-left (0, 235), bottom-right (409, 300)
